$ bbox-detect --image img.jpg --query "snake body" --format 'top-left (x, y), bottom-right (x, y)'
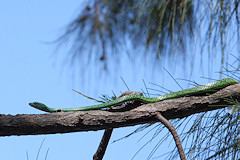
top-left (29, 78), bottom-right (238, 112)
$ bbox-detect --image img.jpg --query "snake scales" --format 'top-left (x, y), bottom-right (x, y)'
top-left (29, 78), bottom-right (238, 112)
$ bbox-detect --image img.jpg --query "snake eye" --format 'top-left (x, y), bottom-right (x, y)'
top-left (35, 102), bottom-right (39, 106)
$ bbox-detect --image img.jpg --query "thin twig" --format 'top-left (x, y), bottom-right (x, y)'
top-left (155, 112), bottom-right (186, 160)
top-left (93, 129), bottom-right (113, 160)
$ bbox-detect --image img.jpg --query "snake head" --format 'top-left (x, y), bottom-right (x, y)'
top-left (29, 102), bottom-right (51, 112)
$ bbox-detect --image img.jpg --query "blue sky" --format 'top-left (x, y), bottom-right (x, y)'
top-left (0, 1), bottom-right (239, 160)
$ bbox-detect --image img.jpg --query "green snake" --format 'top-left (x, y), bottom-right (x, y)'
top-left (29, 78), bottom-right (238, 112)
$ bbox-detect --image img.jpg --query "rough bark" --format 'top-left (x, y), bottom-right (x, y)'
top-left (0, 84), bottom-right (239, 137)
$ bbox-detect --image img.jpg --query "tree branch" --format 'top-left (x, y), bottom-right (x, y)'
top-left (93, 129), bottom-right (113, 160)
top-left (155, 113), bottom-right (186, 160)
top-left (0, 84), bottom-right (240, 137)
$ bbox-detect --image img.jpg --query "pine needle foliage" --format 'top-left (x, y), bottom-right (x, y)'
top-left (56, 0), bottom-right (240, 72)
